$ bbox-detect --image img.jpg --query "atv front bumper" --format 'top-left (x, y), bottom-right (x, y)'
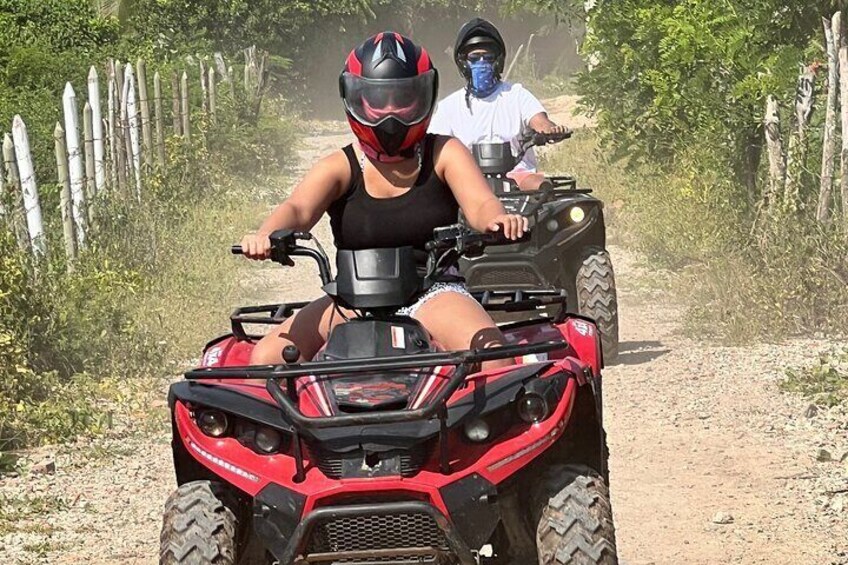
top-left (256, 490), bottom-right (482, 564)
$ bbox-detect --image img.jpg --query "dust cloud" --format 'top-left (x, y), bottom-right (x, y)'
top-left (297, 7), bottom-right (585, 119)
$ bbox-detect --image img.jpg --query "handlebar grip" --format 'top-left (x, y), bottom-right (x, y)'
top-left (534, 130), bottom-right (572, 145)
top-left (231, 245), bottom-right (244, 255)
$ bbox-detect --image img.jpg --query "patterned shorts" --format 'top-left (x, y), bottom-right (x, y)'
top-left (395, 282), bottom-right (473, 318)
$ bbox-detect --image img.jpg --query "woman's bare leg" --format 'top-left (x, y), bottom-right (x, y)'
top-left (508, 170), bottom-right (549, 191)
top-left (413, 292), bottom-right (512, 370)
top-left (249, 296), bottom-right (350, 365)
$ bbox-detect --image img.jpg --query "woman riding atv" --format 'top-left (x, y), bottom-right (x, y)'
top-left (241, 32), bottom-right (526, 367)
top-left (429, 18), bottom-right (569, 191)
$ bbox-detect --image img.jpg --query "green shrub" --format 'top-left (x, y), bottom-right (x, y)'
top-left (1, 102), bottom-right (296, 455)
top-left (542, 131), bottom-right (848, 342)
top-left (782, 348), bottom-right (848, 407)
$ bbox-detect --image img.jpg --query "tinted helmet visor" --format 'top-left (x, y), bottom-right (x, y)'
top-left (342, 70), bottom-right (436, 127)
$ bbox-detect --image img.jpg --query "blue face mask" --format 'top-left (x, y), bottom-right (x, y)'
top-left (468, 59), bottom-right (498, 98)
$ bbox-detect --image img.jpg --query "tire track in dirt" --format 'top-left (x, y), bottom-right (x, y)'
top-left (1, 118), bottom-right (845, 564)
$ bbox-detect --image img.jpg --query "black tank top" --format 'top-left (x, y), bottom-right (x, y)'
top-left (328, 135), bottom-right (459, 254)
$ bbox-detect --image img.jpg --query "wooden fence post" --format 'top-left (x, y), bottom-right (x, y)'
top-left (88, 66), bottom-right (106, 194)
top-left (227, 65), bottom-right (236, 101)
top-left (54, 122), bottom-right (77, 266)
top-left (107, 60), bottom-right (118, 192)
top-left (137, 58), bottom-right (154, 174)
top-left (116, 60), bottom-right (129, 194)
top-left (819, 13), bottom-right (841, 223)
top-left (12, 116), bottom-right (45, 257)
top-left (2, 133), bottom-right (28, 251)
top-left (153, 71), bottom-right (166, 167)
top-left (181, 71), bottom-right (191, 140)
top-left (171, 71), bottom-right (182, 137)
top-left (63, 83), bottom-right (88, 246)
top-left (504, 43), bottom-right (526, 81)
top-left (200, 60), bottom-right (209, 115)
top-left (208, 67), bottom-right (217, 125)
top-left (214, 52), bottom-right (229, 80)
top-left (83, 102), bottom-right (97, 226)
top-left (120, 67), bottom-right (135, 195)
top-left (0, 151), bottom-right (5, 218)
top-left (840, 12), bottom-right (848, 224)
top-left (125, 63), bottom-right (142, 199)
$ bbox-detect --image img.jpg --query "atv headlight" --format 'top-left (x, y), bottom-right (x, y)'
top-left (569, 206), bottom-right (586, 224)
top-left (463, 418), bottom-right (491, 443)
top-left (517, 393), bottom-right (549, 424)
top-left (254, 426), bottom-right (283, 454)
top-left (196, 409), bottom-right (229, 437)
top-left (516, 375), bottom-right (567, 424)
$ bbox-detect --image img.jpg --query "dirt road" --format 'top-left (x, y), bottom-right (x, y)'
top-left (1, 115), bottom-right (845, 564)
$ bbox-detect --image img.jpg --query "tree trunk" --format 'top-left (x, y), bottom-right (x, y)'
top-left (739, 126), bottom-right (763, 210)
top-left (818, 13), bottom-right (840, 223)
top-left (784, 63), bottom-right (818, 210)
top-left (763, 95), bottom-right (785, 212)
top-left (841, 8), bottom-right (848, 224)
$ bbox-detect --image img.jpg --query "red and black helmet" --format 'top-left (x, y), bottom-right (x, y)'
top-left (340, 32), bottom-right (439, 159)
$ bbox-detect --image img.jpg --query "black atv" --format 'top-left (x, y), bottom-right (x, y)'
top-left (460, 131), bottom-right (620, 361)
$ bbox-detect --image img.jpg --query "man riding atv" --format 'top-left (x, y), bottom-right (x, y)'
top-left (429, 18), bottom-right (569, 191)
top-left (429, 18), bottom-right (620, 361)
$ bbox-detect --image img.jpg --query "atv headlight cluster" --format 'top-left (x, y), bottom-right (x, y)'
top-left (197, 409), bottom-right (229, 437)
top-left (463, 418), bottom-right (492, 443)
top-left (546, 205), bottom-right (588, 232)
top-left (569, 206), bottom-right (586, 224)
top-left (516, 375), bottom-right (567, 425)
top-left (461, 407), bottom-right (513, 444)
top-left (253, 426), bottom-right (283, 454)
top-left (517, 393), bottom-right (549, 423)
top-left (193, 407), bottom-right (287, 455)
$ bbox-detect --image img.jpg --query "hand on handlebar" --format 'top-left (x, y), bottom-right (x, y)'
top-left (487, 213), bottom-right (529, 241)
top-left (239, 233), bottom-right (271, 260)
top-left (537, 124), bottom-right (572, 138)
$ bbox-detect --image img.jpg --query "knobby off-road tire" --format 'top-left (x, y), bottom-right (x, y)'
top-left (160, 481), bottom-right (237, 565)
top-left (535, 465), bottom-right (617, 565)
top-left (575, 251), bottom-right (619, 363)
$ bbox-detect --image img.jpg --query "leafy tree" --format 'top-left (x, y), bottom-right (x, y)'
top-left (578, 0), bottom-right (830, 206)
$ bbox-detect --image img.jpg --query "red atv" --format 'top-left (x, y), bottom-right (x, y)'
top-left (159, 226), bottom-right (617, 565)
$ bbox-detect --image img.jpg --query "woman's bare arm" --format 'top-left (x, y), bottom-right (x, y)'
top-left (241, 150), bottom-right (349, 258)
top-left (436, 137), bottom-right (527, 239)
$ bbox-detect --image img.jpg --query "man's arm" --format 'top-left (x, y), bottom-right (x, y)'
top-left (528, 112), bottom-right (570, 135)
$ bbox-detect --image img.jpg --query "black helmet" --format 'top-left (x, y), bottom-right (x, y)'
top-left (339, 32), bottom-right (439, 159)
top-left (454, 18), bottom-right (506, 80)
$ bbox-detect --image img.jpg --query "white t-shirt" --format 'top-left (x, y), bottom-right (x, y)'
top-left (428, 81), bottom-right (546, 172)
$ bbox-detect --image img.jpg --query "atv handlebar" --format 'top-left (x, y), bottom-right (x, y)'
top-left (425, 224), bottom-right (528, 252)
top-left (512, 129), bottom-right (573, 166)
top-left (232, 224), bottom-right (526, 278)
top-left (524, 130), bottom-right (573, 147)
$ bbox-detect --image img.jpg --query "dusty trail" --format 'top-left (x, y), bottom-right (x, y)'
top-left (0, 114), bottom-right (845, 564)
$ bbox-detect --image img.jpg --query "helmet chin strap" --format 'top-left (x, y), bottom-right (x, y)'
top-left (358, 140), bottom-right (418, 163)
